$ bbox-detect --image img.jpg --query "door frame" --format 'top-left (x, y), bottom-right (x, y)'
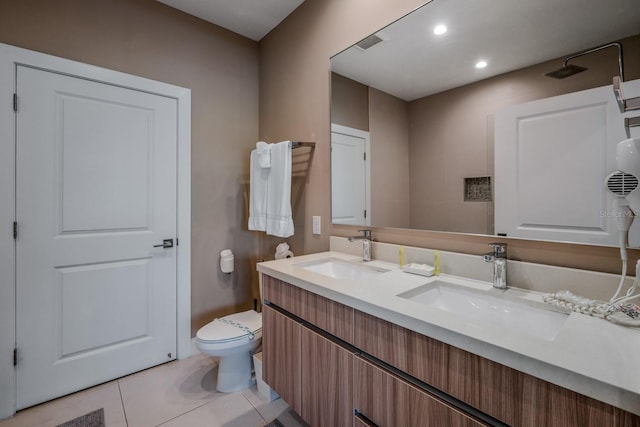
top-left (0, 43), bottom-right (191, 419)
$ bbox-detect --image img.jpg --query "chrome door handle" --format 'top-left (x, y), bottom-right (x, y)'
top-left (153, 239), bottom-right (174, 249)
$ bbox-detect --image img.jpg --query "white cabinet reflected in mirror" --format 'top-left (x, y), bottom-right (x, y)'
top-left (330, 0), bottom-right (640, 246)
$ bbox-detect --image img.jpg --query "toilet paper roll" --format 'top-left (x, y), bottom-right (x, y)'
top-left (275, 250), bottom-right (294, 260)
top-left (274, 242), bottom-right (290, 259)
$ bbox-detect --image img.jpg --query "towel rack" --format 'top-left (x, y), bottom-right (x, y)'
top-left (290, 141), bottom-right (315, 149)
top-left (289, 141), bottom-right (315, 177)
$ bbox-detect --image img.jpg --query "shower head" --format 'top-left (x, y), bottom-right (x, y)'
top-left (545, 64), bottom-right (588, 79)
top-left (545, 42), bottom-right (624, 80)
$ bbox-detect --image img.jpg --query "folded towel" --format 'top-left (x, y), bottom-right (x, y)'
top-left (265, 141), bottom-right (294, 237)
top-left (256, 141), bottom-right (271, 168)
top-left (248, 149), bottom-right (269, 232)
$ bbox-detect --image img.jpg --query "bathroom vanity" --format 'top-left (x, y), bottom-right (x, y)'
top-left (258, 249), bottom-right (640, 427)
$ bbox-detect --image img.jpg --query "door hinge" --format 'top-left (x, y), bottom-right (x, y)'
top-left (13, 93), bottom-right (17, 112)
top-left (13, 348), bottom-right (17, 366)
top-left (363, 152), bottom-right (366, 161)
top-left (13, 221), bottom-right (17, 240)
top-left (364, 209), bottom-right (367, 219)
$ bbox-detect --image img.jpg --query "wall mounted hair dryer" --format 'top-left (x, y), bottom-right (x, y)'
top-left (606, 137), bottom-right (640, 261)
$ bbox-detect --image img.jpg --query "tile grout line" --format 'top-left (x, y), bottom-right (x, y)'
top-left (117, 381), bottom-right (129, 427)
top-left (151, 398), bottom-right (226, 426)
top-left (240, 392), bottom-right (269, 424)
top-left (150, 392), bottom-right (268, 427)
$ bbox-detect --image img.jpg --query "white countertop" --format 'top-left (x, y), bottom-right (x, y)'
top-left (258, 251), bottom-right (640, 415)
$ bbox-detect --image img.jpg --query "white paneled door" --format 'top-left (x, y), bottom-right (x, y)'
top-left (15, 65), bottom-right (178, 409)
top-left (331, 124), bottom-right (370, 225)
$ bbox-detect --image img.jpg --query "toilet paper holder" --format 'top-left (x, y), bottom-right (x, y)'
top-left (220, 249), bottom-right (234, 273)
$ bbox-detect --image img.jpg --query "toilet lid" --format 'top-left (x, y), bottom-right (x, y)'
top-left (197, 310), bottom-right (262, 343)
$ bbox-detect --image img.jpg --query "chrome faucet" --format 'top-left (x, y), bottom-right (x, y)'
top-left (483, 243), bottom-right (507, 289)
top-left (348, 229), bottom-right (372, 262)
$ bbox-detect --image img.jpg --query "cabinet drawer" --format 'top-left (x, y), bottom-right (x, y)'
top-left (263, 274), bottom-right (354, 343)
top-left (354, 310), bottom-right (627, 427)
top-left (354, 356), bottom-right (487, 427)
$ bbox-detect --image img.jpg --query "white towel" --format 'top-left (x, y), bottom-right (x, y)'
top-left (248, 141), bottom-right (294, 237)
top-left (256, 141), bottom-right (271, 168)
top-left (265, 141), bottom-right (294, 237)
top-left (248, 149), bottom-right (269, 232)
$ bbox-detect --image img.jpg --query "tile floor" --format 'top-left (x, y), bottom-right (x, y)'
top-left (0, 353), bottom-right (307, 427)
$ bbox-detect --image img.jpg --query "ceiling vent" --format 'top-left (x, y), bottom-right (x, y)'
top-left (356, 34), bottom-right (384, 51)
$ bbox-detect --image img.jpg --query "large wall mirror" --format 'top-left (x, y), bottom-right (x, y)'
top-left (330, 0), bottom-right (640, 247)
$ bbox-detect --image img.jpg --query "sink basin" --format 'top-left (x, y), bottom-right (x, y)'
top-left (398, 279), bottom-right (569, 341)
top-left (296, 258), bottom-right (389, 281)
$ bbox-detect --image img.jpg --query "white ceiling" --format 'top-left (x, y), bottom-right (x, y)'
top-left (156, 0), bottom-right (305, 41)
top-left (331, 0), bottom-right (640, 101)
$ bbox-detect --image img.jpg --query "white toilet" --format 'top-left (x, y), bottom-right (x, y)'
top-left (195, 309), bottom-right (263, 392)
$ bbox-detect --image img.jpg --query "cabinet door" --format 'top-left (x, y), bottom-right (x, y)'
top-left (300, 327), bottom-right (353, 427)
top-left (354, 356), bottom-right (487, 427)
top-left (262, 305), bottom-right (301, 413)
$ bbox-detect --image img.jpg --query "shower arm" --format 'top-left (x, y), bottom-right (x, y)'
top-left (563, 42), bottom-right (624, 81)
top-left (560, 41), bottom-right (638, 114)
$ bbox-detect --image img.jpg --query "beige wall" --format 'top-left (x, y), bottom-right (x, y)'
top-left (331, 73), bottom-right (369, 130)
top-left (369, 87), bottom-right (410, 228)
top-left (259, 0), bottom-right (428, 258)
top-left (261, 2), bottom-right (640, 275)
top-left (0, 0), bottom-right (261, 334)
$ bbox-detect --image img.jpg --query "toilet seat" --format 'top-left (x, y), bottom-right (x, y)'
top-left (196, 310), bottom-right (262, 344)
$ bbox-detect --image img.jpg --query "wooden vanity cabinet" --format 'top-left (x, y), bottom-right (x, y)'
top-left (262, 274), bottom-right (640, 427)
top-left (262, 275), bottom-right (354, 343)
top-left (262, 276), bottom-right (354, 427)
top-left (354, 356), bottom-right (488, 427)
top-left (354, 309), bottom-right (639, 427)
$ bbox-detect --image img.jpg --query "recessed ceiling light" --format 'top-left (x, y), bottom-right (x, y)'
top-left (475, 60), bottom-right (488, 69)
top-left (433, 25), bottom-right (447, 35)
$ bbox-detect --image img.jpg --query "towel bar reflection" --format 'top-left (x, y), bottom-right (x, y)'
top-left (614, 76), bottom-right (640, 113)
top-left (625, 116), bottom-right (640, 138)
